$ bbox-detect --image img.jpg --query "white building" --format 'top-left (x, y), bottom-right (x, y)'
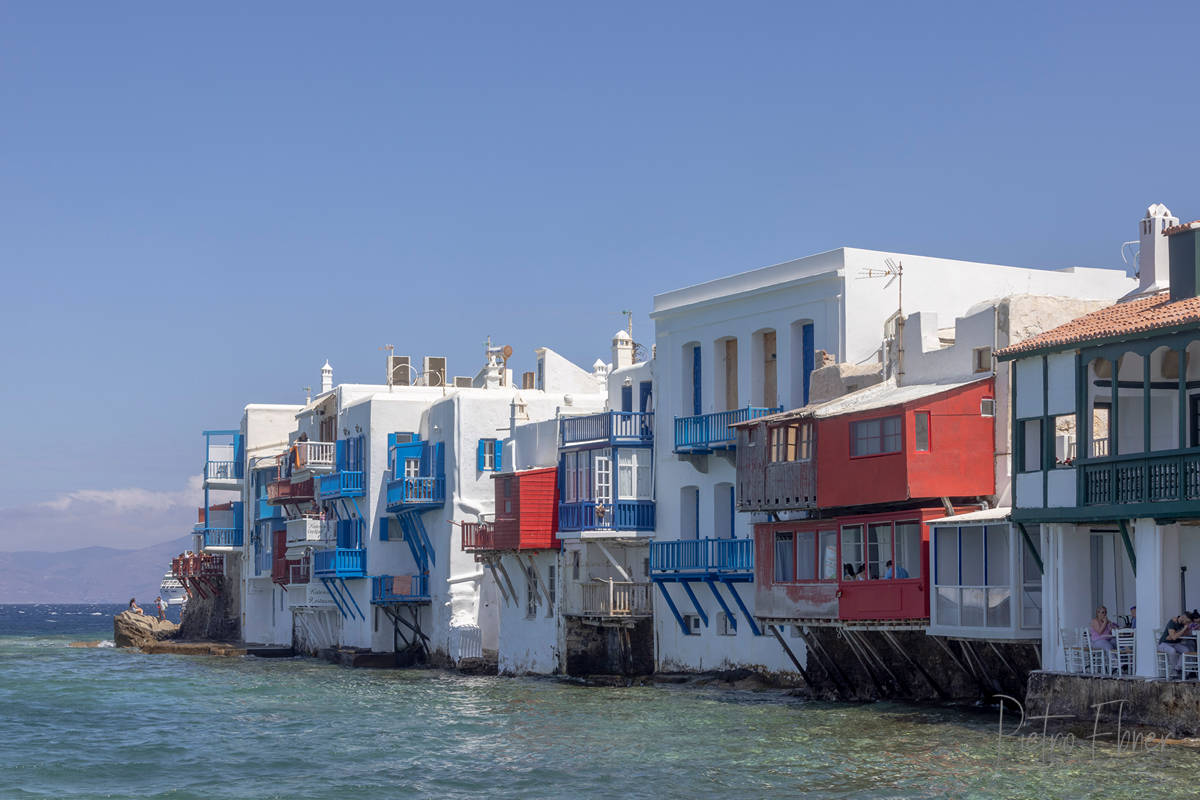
top-left (650, 246), bottom-right (1135, 674)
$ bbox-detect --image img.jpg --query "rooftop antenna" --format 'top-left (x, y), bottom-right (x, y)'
top-left (380, 344), bottom-right (395, 389)
top-left (857, 258), bottom-right (904, 383)
top-left (1121, 240), bottom-right (1140, 278)
top-left (621, 309), bottom-right (634, 338)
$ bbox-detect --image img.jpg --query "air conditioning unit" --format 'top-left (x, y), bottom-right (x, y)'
top-left (521, 371), bottom-right (535, 390)
top-left (454, 376), bottom-right (473, 388)
top-left (388, 355), bottom-right (411, 386)
top-left (423, 356), bottom-right (447, 387)
top-left (393, 433), bottom-right (414, 444)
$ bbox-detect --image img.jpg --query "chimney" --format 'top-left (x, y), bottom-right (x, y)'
top-left (1167, 220), bottom-right (1200, 303)
top-left (321, 360), bottom-right (333, 394)
top-left (612, 329), bottom-right (634, 370)
top-left (1138, 203), bottom-right (1178, 294)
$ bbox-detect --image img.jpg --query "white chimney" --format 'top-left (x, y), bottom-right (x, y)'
top-left (1138, 203), bottom-right (1177, 294)
top-left (612, 329), bottom-right (634, 370)
top-left (321, 360), bottom-right (333, 394)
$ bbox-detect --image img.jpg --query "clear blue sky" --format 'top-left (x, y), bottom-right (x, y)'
top-left (2, 2), bottom-right (1199, 549)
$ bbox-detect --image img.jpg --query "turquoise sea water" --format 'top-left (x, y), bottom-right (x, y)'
top-left (2, 605), bottom-right (1198, 799)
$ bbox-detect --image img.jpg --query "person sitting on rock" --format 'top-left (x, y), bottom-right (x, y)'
top-left (128, 598), bottom-right (143, 615)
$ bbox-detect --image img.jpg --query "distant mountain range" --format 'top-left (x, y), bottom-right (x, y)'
top-left (0, 536), bottom-right (193, 604)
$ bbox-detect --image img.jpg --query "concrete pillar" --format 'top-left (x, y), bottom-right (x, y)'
top-left (1134, 518), bottom-right (1164, 677)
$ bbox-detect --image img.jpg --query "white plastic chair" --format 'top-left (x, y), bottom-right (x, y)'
top-left (1110, 628), bottom-right (1135, 676)
top-left (1155, 628), bottom-right (1172, 679)
top-left (1079, 627), bottom-right (1108, 674)
top-left (1061, 628), bottom-right (1086, 673)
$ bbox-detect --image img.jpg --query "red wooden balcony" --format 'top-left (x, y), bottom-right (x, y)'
top-left (266, 477), bottom-right (315, 505)
top-left (492, 467), bottom-right (559, 550)
top-left (461, 522), bottom-right (495, 551)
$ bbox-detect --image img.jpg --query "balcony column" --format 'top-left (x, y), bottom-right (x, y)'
top-left (1110, 357), bottom-right (1119, 457)
top-left (1178, 346), bottom-right (1188, 450)
top-left (1133, 519), bottom-right (1180, 677)
top-left (1143, 354), bottom-right (1152, 455)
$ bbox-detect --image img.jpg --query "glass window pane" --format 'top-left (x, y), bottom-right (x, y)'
top-left (1022, 420), bottom-right (1042, 472)
top-left (635, 451), bottom-right (653, 500)
top-left (841, 525), bottom-right (864, 580)
top-left (1021, 586), bottom-right (1042, 629)
top-left (819, 531), bottom-right (838, 580)
top-left (936, 587), bottom-right (960, 627)
top-left (796, 531), bottom-right (816, 580)
top-left (915, 412), bottom-right (929, 452)
top-left (986, 525), bottom-right (1010, 586)
top-left (773, 533), bottom-right (795, 582)
top-left (882, 416), bottom-right (902, 453)
top-left (960, 527), bottom-right (985, 586)
top-left (961, 587), bottom-right (986, 627)
top-left (935, 527), bottom-right (958, 586)
top-left (987, 587), bottom-right (1011, 627)
top-left (617, 451), bottom-right (633, 500)
top-left (894, 522), bottom-right (921, 579)
top-left (1021, 525), bottom-right (1041, 581)
top-left (868, 523), bottom-right (892, 580)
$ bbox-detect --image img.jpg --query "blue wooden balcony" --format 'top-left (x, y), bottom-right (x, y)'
top-left (673, 406), bottom-right (780, 454)
top-left (649, 537), bottom-right (753, 580)
top-left (558, 500), bottom-right (655, 532)
top-left (561, 411), bottom-right (654, 447)
top-left (318, 470), bottom-right (364, 500)
top-left (202, 429), bottom-right (244, 486)
top-left (370, 573), bottom-right (430, 604)
top-left (312, 547), bottom-right (367, 578)
top-left (202, 528), bottom-right (244, 548)
top-left (386, 476), bottom-right (446, 512)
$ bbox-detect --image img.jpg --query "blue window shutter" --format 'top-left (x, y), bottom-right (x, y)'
top-left (380, 517), bottom-right (389, 542)
top-left (621, 385), bottom-right (633, 413)
top-left (692, 345), bottom-right (702, 415)
top-left (802, 323), bottom-right (815, 406)
top-left (477, 439), bottom-right (486, 471)
top-left (494, 440), bottom-right (502, 472)
top-left (335, 439), bottom-right (346, 471)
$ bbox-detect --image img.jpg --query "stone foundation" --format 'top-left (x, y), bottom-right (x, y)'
top-left (564, 617), bottom-right (654, 676)
top-left (178, 577), bottom-right (239, 642)
top-left (787, 627), bottom-right (1039, 702)
top-left (1025, 671), bottom-right (1200, 737)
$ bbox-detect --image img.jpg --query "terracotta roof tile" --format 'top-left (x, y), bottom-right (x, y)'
top-left (997, 292), bottom-right (1200, 358)
top-left (1164, 220), bottom-right (1200, 236)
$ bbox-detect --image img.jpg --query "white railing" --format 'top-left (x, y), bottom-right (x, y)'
top-left (294, 441), bottom-right (336, 471)
top-left (450, 625), bottom-right (483, 663)
top-left (578, 580), bottom-right (652, 617)
top-left (286, 516), bottom-right (327, 548)
top-left (1066, 437), bottom-right (1111, 460)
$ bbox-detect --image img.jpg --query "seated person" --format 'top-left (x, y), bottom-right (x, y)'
top-left (1158, 612), bottom-right (1192, 675)
top-left (883, 560), bottom-right (909, 579)
top-left (1088, 606), bottom-right (1116, 651)
top-left (128, 598), bottom-right (143, 615)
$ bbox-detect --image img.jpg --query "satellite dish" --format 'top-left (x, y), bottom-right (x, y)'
top-left (501, 345), bottom-right (513, 360)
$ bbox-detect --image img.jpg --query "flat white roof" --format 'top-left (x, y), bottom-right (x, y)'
top-left (927, 507), bottom-right (1011, 525)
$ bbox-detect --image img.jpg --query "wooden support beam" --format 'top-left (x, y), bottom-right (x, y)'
top-left (768, 624), bottom-right (814, 686)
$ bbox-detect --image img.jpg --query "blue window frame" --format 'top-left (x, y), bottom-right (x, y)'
top-left (477, 438), bottom-right (502, 472)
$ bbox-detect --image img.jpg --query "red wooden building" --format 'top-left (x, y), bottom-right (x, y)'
top-left (735, 378), bottom-right (996, 625)
top-left (462, 467), bottom-right (560, 553)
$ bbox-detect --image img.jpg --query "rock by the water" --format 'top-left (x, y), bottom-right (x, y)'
top-left (113, 610), bottom-right (179, 648)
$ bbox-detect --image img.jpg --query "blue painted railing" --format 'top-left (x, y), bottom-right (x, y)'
top-left (386, 476), bottom-right (446, 510)
top-left (673, 406), bottom-right (780, 453)
top-left (313, 547), bottom-right (367, 578)
top-left (561, 411), bottom-right (654, 446)
top-left (202, 528), bottom-right (244, 548)
top-left (558, 500), bottom-right (655, 532)
top-left (317, 470), bottom-right (364, 500)
top-left (649, 538), bottom-right (753, 577)
top-left (370, 573), bottom-right (430, 603)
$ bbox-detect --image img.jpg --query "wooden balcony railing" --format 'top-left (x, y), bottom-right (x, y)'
top-left (291, 441), bottom-right (335, 471)
top-left (558, 500), bottom-right (655, 532)
top-left (575, 579), bottom-right (652, 617)
top-left (674, 406), bottom-right (780, 453)
top-left (461, 522), bottom-right (495, 551)
top-left (560, 411), bottom-right (654, 446)
top-left (649, 538), bottom-right (753, 576)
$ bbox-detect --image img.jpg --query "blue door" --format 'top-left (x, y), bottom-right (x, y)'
top-left (802, 323), bottom-right (815, 406)
top-left (692, 345), bottom-right (702, 416)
